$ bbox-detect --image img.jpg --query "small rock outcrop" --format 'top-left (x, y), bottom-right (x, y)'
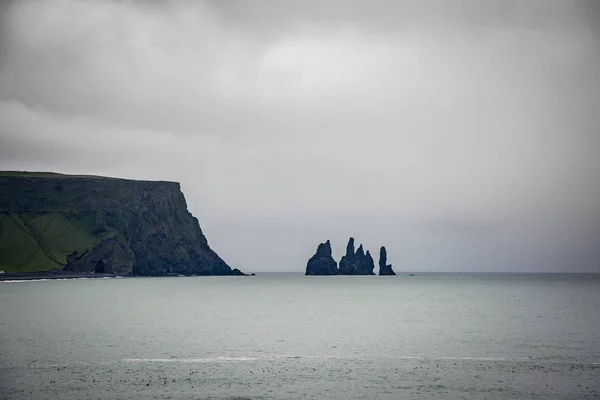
top-left (231, 268), bottom-right (247, 276)
top-left (338, 238), bottom-right (376, 275)
top-left (378, 246), bottom-right (396, 275)
top-left (305, 240), bottom-right (339, 275)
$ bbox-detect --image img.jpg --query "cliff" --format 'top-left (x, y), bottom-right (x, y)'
top-left (0, 171), bottom-right (237, 276)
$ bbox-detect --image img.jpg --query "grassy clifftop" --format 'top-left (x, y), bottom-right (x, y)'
top-left (0, 171), bottom-right (234, 275)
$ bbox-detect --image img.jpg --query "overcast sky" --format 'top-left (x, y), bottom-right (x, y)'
top-left (1, 0), bottom-right (599, 273)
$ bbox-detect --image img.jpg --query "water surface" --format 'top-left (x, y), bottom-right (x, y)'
top-left (1, 273), bottom-right (599, 399)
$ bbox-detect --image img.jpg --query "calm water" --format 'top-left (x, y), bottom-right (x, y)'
top-left (1, 273), bottom-right (599, 399)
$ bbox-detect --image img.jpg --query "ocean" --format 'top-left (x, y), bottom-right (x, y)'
top-left (1, 273), bottom-right (599, 399)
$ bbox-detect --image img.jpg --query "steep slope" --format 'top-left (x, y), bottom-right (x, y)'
top-left (0, 171), bottom-right (235, 275)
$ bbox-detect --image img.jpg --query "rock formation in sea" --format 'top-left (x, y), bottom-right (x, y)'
top-left (378, 246), bottom-right (396, 275)
top-left (364, 250), bottom-right (376, 275)
top-left (0, 171), bottom-right (242, 276)
top-left (338, 237), bottom-right (376, 275)
top-left (231, 268), bottom-right (248, 276)
top-left (338, 237), bottom-right (357, 275)
top-left (305, 240), bottom-right (339, 275)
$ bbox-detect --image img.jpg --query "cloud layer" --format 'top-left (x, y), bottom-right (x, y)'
top-left (1, 0), bottom-right (599, 272)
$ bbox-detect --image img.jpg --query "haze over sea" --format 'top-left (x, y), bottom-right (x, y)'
top-left (1, 273), bottom-right (599, 399)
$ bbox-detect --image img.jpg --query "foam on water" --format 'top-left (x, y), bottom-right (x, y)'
top-left (121, 354), bottom-right (600, 366)
top-left (123, 357), bottom-right (258, 363)
top-left (122, 355), bottom-right (329, 364)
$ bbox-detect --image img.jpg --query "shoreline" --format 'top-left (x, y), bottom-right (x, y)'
top-left (0, 272), bottom-right (123, 281)
top-left (0, 271), bottom-right (254, 281)
top-left (2, 271), bottom-right (597, 282)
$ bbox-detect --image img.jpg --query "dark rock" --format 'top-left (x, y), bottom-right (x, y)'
top-left (378, 246), bottom-right (396, 275)
top-left (339, 238), bottom-right (375, 275)
top-left (355, 245), bottom-right (375, 275)
top-left (345, 237), bottom-right (355, 256)
top-left (0, 171), bottom-right (243, 276)
top-left (379, 246), bottom-right (387, 266)
top-left (231, 268), bottom-right (247, 276)
top-left (338, 237), bottom-right (357, 275)
top-left (305, 240), bottom-right (338, 275)
top-left (65, 237), bottom-right (134, 275)
top-left (363, 250), bottom-right (376, 275)
top-left (356, 244), bottom-right (365, 258)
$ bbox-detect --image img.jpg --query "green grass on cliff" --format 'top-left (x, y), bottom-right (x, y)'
top-left (20, 214), bottom-right (100, 265)
top-left (0, 212), bottom-right (111, 272)
top-left (0, 214), bottom-right (61, 272)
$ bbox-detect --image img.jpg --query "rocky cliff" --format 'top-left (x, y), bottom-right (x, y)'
top-left (0, 171), bottom-right (238, 276)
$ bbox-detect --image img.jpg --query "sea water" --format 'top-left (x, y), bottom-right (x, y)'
top-left (1, 273), bottom-right (599, 399)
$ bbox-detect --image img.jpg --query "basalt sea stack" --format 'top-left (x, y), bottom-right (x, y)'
top-left (378, 246), bottom-right (396, 275)
top-left (306, 238), bottom-right (395, 276)
top-left (305, 240), bottom-right (339, 275)
top-left (0, 171), bottom-right (241, 276)
top-left (338, 237), bottom-right (376, 275)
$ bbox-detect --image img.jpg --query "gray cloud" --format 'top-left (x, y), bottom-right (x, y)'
top-left (1, 0), bottom-right (599, 272)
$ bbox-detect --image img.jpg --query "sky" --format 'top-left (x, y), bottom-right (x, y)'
top-left (1, 0), bottom-right (599, 273)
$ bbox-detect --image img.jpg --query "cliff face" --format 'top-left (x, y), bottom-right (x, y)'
top-left (0, 172), bottom-right (234, 275)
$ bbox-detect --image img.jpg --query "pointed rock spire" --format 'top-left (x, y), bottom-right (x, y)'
top-left (307, 238), bottom-right (394, 276)
top-left (339, 239), bottom-right (375, 275)
top-left (356, 244), bottom-right (365, 257)
top-left (345, 237), bottom-right (355, 256)
top-left (364, 250), bottom-right (376, 275)
top-left (378, 246), bottom-right (396, 275)
top-left (339, 237), bottom-right (357, 275)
